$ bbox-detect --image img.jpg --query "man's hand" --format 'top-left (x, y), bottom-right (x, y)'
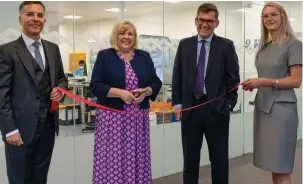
top-left (174, 108), bottom-right (182, 120)
top-left (6, 132), bottom-right (23, 146)
top-left (50, 88), bottom-right (64, 102)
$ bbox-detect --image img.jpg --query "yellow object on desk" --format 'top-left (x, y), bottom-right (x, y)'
top-left (150, 101), bottom-right (173, 113)
top-left (59, 104), bottom-right (80, 109)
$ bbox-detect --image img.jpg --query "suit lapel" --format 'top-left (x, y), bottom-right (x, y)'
top-left (15, 36), bottom-right (39, 87)
top-left (205, 34), bottom-right (218, 77)
top-left (189, 36), bottom-right (198, 84)
top-left (42, 40), bottom-right (55, 87)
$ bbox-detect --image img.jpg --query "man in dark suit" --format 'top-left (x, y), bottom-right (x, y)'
top-left (172, 3), bottom-right (240, 184)
top-left (0, 1), bottom-right (68, 184)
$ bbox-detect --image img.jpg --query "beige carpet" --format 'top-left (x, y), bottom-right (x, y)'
top-left (153, 141), bottom-right (302, 184)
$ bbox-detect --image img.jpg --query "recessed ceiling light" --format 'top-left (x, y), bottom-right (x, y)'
top-left (232, 8), bottom-right (252, 13)
top-left (62, 15), bottom-right (82, 19)
top-left (165, 0), bottom-right (183, 3)
top-left (105, 8), bottom-right (127, 12)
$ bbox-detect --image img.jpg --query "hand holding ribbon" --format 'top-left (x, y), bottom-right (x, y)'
top-left (49, 82), bottom-right (254, 114)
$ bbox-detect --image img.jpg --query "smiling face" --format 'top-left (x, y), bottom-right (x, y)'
top-left (117, 24), bottom-right (136, 52)
top-left (195, 11), bottom-right (219, 38)
top-left (262, 6), bottom-right (283, 32)
top-left (19, 4), bottom-right (46, 39)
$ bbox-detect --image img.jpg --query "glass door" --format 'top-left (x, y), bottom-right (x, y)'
top-left (243, 1), bottom-right (264, 154)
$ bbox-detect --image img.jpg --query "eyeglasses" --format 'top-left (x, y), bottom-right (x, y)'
top-left (195, 17), bottom-right (215, 25)
top-left (262, 12), bottom-right (282, 20)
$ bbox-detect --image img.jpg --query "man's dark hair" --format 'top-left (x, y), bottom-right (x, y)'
top-left (79, 60), bottom-right (85, 65)
top-left (19, 1), bottom-right (45, 15)
top-left (197, 3), bottom-right (219, 19)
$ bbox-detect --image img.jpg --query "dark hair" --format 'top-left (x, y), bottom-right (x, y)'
top-left (19, 1), bottom-right (45, 15)
top-left (197, 3), bottom-right (219, 19)
top-left (79, 60), bottom-right (85, 65)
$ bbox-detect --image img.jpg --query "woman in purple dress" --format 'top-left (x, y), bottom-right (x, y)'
top-left (90, 20), bottom-right (162, 184)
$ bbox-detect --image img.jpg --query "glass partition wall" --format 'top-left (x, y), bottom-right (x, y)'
top-left (43, 1), bottom-right (76, 183)
top-left (0, 1), bottom-right (301, 184)
top-left (0, 1), bottom-right (76, 184)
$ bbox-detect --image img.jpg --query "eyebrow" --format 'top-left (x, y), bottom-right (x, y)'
top-left (26, 11), bottom-right (44, 15)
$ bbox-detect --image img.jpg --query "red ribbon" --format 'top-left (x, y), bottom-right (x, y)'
top-left (49, 83), bottom-right (253, 114)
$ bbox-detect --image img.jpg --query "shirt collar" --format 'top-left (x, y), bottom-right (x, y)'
top-left (22, 33), bottom-right (42, 47)
top-left (197, 33), bottom-right (213, 43)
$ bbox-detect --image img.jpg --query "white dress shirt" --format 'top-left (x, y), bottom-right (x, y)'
top-left (6, 34), bottom-right (46, 137)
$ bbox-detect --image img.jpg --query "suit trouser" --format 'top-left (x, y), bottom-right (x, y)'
top-left (181, 95), bottom-right (230, 184)
top-left (5, 119), bottom-right (55, 184)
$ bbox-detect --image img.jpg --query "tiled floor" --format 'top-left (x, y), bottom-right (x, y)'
top-left (153, 140), bottom-right (302, 184)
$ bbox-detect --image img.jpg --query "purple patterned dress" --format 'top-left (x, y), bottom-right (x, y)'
top-left (93, 51), bottom-right (152, 184)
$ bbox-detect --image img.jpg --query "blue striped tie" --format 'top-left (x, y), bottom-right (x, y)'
top-left (32, 41), bottom-right (44, 71)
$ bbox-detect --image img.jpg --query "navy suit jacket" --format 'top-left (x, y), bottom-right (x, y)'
top-left (90, 48), bottom-right (162, 110)
top-left (172, 34), bottom-right (240, 120)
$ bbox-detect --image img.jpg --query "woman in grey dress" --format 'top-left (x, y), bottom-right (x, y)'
top-left (242, 2), bottom-right (302, 184)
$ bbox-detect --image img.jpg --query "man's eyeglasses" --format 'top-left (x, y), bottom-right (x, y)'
top-left (195, 17), bottom-right (215, 25)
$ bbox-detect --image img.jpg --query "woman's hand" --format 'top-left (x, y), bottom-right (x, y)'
top-left (119, 90), bottom-right (136, 104)
top-left (242, 78), bottom-right (266, 89)
top-left (131, 88), bottom-right (148, 105)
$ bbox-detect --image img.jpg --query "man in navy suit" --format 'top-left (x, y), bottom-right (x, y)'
top-left (172, 3), bottom-right (240, 184)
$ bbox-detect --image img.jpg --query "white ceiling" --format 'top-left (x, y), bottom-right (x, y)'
top-left (43, 1), bottom-right (229, 24)
top-left (42, 1), bottom-right (302, 25)
top-left (0, 1), bottom-right (301, 27)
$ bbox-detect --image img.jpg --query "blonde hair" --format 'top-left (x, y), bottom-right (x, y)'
top-left (109, 20), bottom-right (138, 51)
top-left (257, 2), bottom-right (295, 54)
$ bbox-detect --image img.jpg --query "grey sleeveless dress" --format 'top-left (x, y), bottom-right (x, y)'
top-left (253, 38), bottom-right (302, 173)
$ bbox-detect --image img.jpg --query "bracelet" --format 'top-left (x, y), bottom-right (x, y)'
top-left (275, 79), bottom-right (279, 89)
top-left (272, 79), bottom-right (279, 89)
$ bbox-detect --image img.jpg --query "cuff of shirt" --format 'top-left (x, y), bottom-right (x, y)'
top-left (174, 104), bottom-right (182, 109)
top-left (6, 129), bottom-right (19, 137)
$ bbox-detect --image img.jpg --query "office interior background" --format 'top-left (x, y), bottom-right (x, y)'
top-left (0, 1), bottom-right (302, 183)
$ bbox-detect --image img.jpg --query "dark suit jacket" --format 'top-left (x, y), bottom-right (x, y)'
top-left (90, 48), bottom-right (162, 110)
top-left (0, 36), bottom-right (68, 144)
top-left (172, 34), bottom-right (240, 120)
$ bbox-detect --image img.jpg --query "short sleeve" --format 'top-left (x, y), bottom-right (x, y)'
top-left (288, 39), bottom-right (302, 66)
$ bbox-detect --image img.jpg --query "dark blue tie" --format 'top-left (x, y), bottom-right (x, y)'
top-left (32, 41), bottom-right (44, 71)
top-left (195, 40), bottom-right (206, 98)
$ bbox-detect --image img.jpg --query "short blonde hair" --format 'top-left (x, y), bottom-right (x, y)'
top-left (109, 20), bottom-right (138, 51)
